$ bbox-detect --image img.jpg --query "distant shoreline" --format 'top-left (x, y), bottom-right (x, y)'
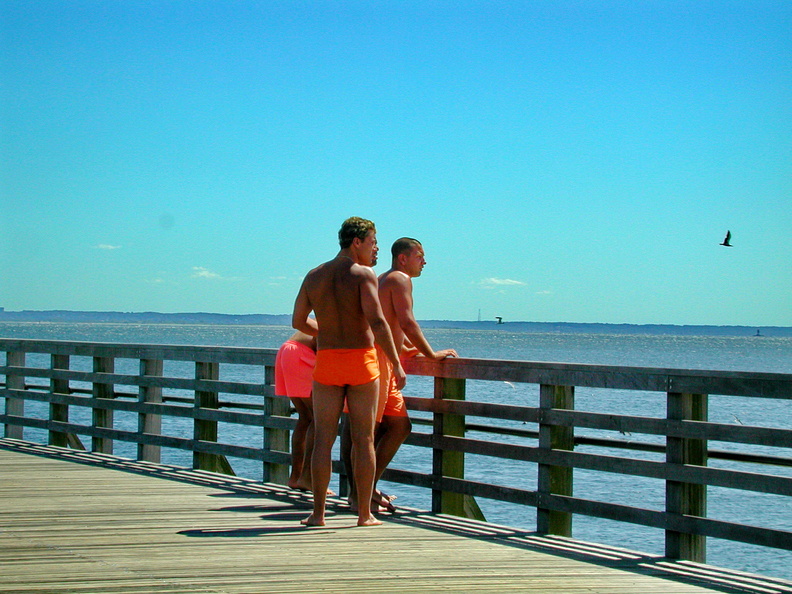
top-left (1, 310), bottom-right (790, 337)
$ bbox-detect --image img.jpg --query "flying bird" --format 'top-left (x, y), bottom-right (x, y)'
top-left (720, 230), bottom-right (732, 247)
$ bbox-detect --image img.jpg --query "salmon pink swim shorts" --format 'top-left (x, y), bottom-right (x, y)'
top-left (274, 340), bottom-right (316, 399)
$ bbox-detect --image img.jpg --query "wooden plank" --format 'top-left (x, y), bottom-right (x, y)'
top-left (0, 365), bottom-right (272, 396)
top-left (0, 387), bottom-right (284, 428)
top-left (540, 408), bottom-right (792, 448)
top-left (405, 396), bottom-right (792, 448)
top-left (5, 339), bottom-right (791, 399)
top-left (0, 416), bottom-right (292, 465)
top-left (91, 355), bottom-right (114, 454)
top-left (666, 392), bottom-right (708, 562)
top-left (262, 363), bottom-right (289, 484)
top-left (0, 338), bottom-right (278, 365)
top-left (3, 351), bottom-right (25, 439)
top-left (193, 361), bottom-right (229, 475)
top-left (4, 337), bottom-right (792, 568)
top-left (424, 434), bottom-right (792, 496)
top-left (403, 357), bottom-right (792, 399)
top-left (138, 358), bottom-right (163, 463)
top-left (48, 353), bottom-right (70, 448)
top-left (383, 470), bottom-right (792, 550)
top-left (432, 376), bottom-right (485, 519)
top-left (538, 384), bottom-right (574, 536)
top-left (2, 442), bottom-right (790, 594)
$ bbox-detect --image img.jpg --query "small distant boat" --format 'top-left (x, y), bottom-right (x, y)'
top-left (755, 329), bottom-right (763, 337)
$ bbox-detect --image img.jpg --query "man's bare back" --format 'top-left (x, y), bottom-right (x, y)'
top-left (300, 256), bottom-right (377, 351)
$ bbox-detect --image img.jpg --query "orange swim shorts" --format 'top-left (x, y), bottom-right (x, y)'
top-left (377, 346), bottom-right (409, 419)
top-left (274, 340), bottom-right (316, 399)
top-left (313, 347), bottom-right (379, 387)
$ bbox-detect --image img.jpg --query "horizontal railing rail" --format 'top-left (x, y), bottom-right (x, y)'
top-left (2, 338), bottom-right (791, 563)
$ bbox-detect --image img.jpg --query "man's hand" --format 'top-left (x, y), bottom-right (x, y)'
top-left (393, 362), bottom-right (407, 390)
top-left (432, 348), bottom-right (458, 360)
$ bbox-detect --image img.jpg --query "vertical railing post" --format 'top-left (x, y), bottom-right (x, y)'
top-left (432, 376), bottom-right (466, 516)
top-left (138, 358), bottom-right (164, 463)
top-left (49, 354), bottom-right (70, 447)
top-left (193, 361), bottom-right (232, 474)
top-left (92, 356), bottom-right (115, 454)
top-left (666, 391), bottom-right (708, 562)
top-left (537, 384), bottom-right (575, 536)
top-left (262, 362), bottom-right (290, 484)
top-left (4, 350), bottom-right (25, 440)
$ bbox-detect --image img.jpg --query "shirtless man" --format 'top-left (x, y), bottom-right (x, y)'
top-left (345, 237), bottom-right (458, 512)
top-left (292, 217), bottom-right (406, 527)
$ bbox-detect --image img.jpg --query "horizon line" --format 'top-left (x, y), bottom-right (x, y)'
top-left (0, 309), bottom-right (788, 329)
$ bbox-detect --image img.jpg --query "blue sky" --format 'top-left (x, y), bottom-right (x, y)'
top-left (1, 1), bottom-right (790, 326)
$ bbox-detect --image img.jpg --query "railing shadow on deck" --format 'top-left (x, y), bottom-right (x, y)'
top-left (2, 437), bottom-right (792, 594)
top-left (1, 338), bottom-right (791, 569)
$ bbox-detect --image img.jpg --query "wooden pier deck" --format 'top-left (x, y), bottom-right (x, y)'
top-left (2, 440), bottom-right (791, 594)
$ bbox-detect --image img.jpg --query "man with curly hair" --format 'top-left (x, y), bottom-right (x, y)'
top-left (292, 216), bottom-right (405, 527)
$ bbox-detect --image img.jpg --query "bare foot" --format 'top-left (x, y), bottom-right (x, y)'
top-left (376, 489), bottom-right (397, 502)
top-left (357, 515), bottom-right (383, 527)
top-left (288, 478), bottom-right (309, 491)
top-left (372, 490), bottom-right (396, 513)
top-left (289, 480), bottom-right (335, 496)
top-left (352, 491), bottom-right (396, 514)
top-left (300, 513), bottom-right (325, 527)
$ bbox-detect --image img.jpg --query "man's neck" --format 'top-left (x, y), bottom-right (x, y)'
top-left (337, 249), bottom-right (359, 264)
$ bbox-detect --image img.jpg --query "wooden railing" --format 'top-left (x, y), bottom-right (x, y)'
top-left (2, 338), bottom-right (791, 563)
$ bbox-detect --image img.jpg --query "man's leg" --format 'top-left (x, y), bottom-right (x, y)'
top-left (340, 414), bottom-right (354, 502)
top-left (302, 382), bottom-right (344, 527)
top-left (288, 397), bottom-right (312, 490)
top-left (300, 396), bottom-right (316, 490)
top-left (345, 379), bottom-right (382, 526)
top-left (372, 414), bottom-right (412, 510)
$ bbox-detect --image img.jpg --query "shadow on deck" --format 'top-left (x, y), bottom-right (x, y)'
top-left (2, 438), bottom-right (791, 594)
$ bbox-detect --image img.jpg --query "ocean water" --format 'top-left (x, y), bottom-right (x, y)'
top-left (1, 322), bottom-right (791, 580)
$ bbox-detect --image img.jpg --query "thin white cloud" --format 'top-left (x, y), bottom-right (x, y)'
top-left (191, 267), bottom-right (244, 282)
top-left (266, 274), bottom-right (303, 286)
top-left (479, 277), bottom-right (526, 287)
top-left (192, 266), bottom-right (221, 279)
top-left (145, 272), bottom-right (179, 286)
top-left (95, 244), bottom-right (122, 250)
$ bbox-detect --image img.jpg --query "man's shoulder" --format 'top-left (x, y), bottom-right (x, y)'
top-left (379, 270), bottom-right (412, 295)
top-left (379, 267), bottom-right (409, 279)
top-left (304, 260), bottom-right (330, 280)
top-left (307, 258), bottom-right (375, 284)
top-left (307, 256), bottom-right (350, 275)
top-left (349, 261), bottom-right (377, 279)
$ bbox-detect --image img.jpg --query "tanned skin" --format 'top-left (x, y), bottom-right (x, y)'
top-left (293, 219), bottom-right (405, 527)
